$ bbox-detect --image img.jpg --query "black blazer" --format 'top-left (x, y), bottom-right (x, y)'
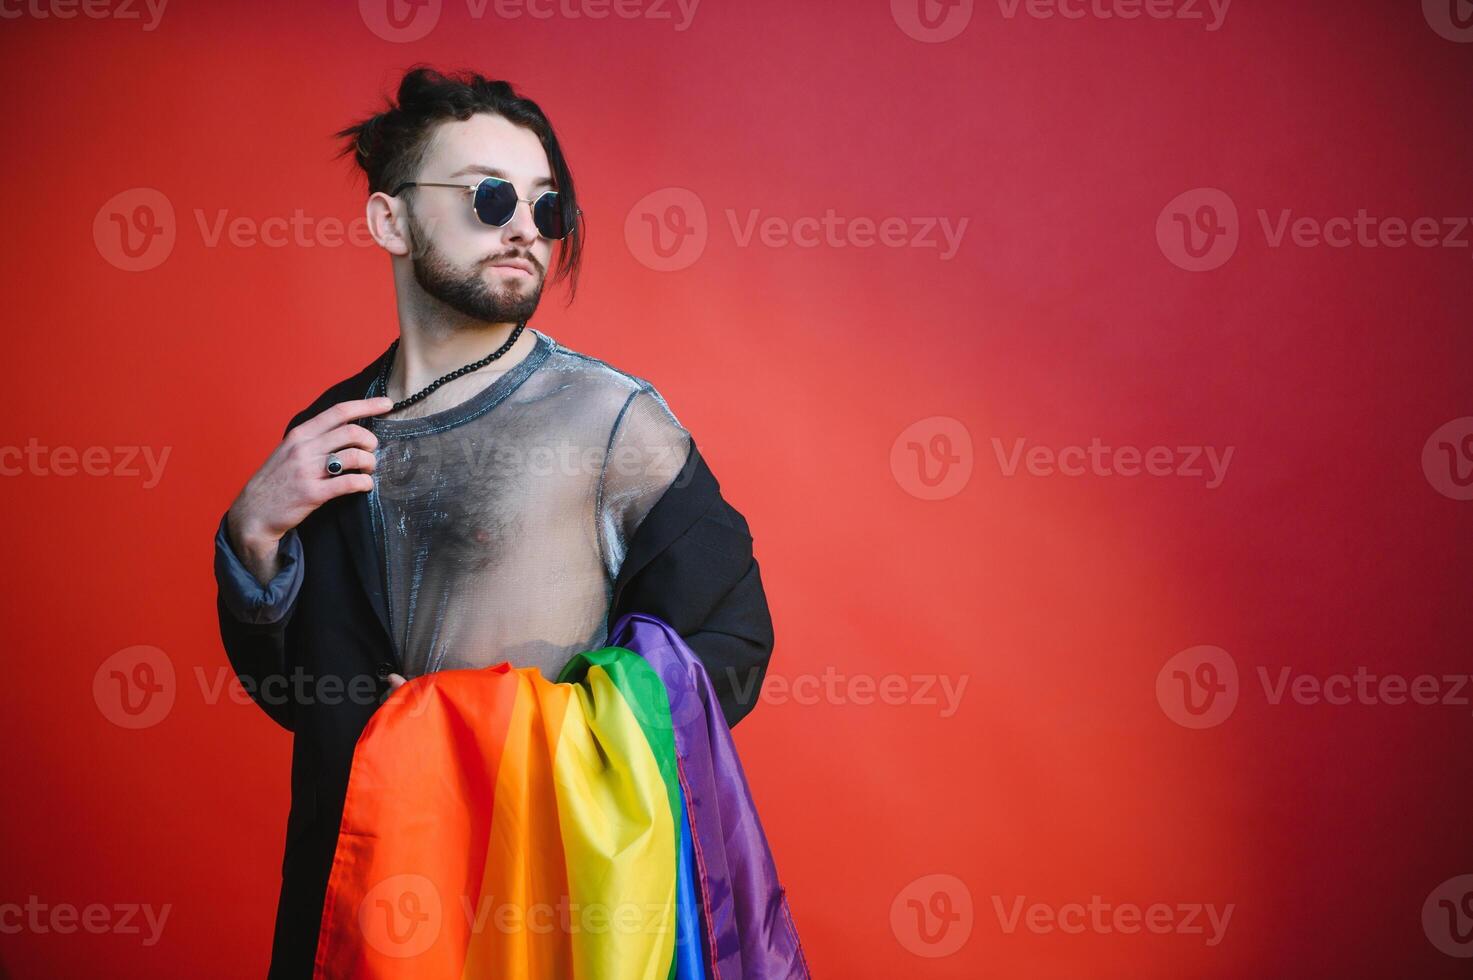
top-left (215, 354), bottom-right (775, 979)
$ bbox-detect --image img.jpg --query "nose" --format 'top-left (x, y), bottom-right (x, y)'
top-left (499, 198), bottom-right (539, 245)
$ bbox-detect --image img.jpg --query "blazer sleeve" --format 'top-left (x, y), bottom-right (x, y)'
top-left (681, 504), bottom-right (775, 729)
top-left (616, 456), bottom-right (776, 729)
top-left (215, 516), bottom-right (305, 625)
top-left (212, 417), bottom-right (303, 732)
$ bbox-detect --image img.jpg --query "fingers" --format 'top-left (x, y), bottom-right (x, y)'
top-left (318, 472), bottom-right (375, 499)
top-left (379, 672), bottom-right (408, 705)
top-left (290, 397), bottom-right (394, 443)
top-left (242, 398), bottom-right (391, 540)
top-left (308, 422), bottom-right (381, 459)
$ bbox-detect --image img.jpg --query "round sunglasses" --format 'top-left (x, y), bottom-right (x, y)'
top-left (392, 176), bottom-right (581, 240)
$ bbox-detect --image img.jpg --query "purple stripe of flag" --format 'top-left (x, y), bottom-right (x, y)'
top-left (610, 612), bottom-right (811, 980)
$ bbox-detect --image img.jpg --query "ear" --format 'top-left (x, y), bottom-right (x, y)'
top-left (365, 191), bottom-right (412, 257)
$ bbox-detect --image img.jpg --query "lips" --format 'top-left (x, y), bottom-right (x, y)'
top-left (488, 258), bottom-right (535, 276)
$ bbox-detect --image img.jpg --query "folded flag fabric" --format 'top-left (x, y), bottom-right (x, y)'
top-left (313, 612), bottom-right (810, 979)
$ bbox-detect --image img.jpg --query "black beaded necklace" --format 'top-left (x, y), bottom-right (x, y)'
top-left (374, 320), bottom-right (527, 412)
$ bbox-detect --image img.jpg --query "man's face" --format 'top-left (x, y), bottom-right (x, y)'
top-left (402, 113), bottom-right (557, 324)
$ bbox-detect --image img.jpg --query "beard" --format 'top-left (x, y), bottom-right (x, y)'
top-left (406, 207), bottom-right (543, 324)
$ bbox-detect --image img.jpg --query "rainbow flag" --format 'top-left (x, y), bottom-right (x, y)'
top-left (312, 612), bottom-right (810, 979)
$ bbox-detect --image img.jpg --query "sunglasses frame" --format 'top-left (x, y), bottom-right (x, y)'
top-left (391, 176), bottom-right (582, 240)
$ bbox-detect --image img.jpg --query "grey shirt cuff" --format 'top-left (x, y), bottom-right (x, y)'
top-left (214, 512), bottom-right (304, 625)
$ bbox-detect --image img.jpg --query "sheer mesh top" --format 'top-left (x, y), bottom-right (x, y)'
top-left (361, 327), bottom-right (691, 681)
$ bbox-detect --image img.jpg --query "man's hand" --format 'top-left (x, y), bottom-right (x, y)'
top-left (226, 396), bottom-right (394, 586)
top-left (381, 672), bottom-right (407, 704)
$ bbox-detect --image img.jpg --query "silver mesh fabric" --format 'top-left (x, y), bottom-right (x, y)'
top-left (361, 327), bottom-right (691, 681)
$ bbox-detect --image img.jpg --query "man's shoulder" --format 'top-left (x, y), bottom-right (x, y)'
top-left (544, 333), bottom-right (668, 404)
top-left (543, 332), bottom-right (689, 434)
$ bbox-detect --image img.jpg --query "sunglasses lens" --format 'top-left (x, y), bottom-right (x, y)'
top-left (472, 178), bottom-right (518, 226)
top-left (533, 192), bottom-right (570, 240)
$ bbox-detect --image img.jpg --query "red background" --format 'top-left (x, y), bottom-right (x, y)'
top-left (3, 0), bottom-right (1471, 976)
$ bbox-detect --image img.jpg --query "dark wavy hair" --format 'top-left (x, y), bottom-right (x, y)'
top-left (335, 65), bottom-right (584, 302)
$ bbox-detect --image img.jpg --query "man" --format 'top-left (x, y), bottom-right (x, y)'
top-left (213, 65), bottom-right (775, 978)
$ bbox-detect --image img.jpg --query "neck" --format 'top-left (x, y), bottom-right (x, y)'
top-left (387, 313), bottom-right (534, 404)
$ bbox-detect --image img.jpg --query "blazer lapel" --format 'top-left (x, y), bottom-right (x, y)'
top-left (322, 344), bottom-right (398, 652)
top-left (336, 489), bottom-right (393, 646)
